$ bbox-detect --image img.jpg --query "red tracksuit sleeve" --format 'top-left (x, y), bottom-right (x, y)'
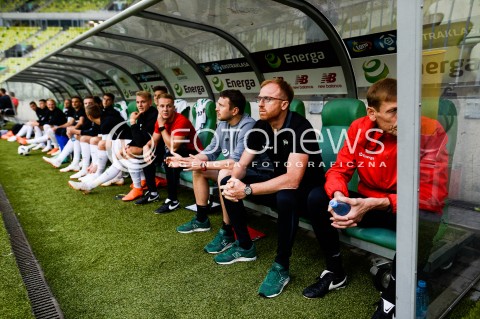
top-left (419, 117), bottom-right (449, 214)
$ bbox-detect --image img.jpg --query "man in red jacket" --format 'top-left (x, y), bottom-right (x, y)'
top-left (303, 78), bottom-right (449, 319)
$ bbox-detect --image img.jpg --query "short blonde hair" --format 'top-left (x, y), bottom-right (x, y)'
top-left (136, 90), bottom-right (152, 100)
top-left (46, 98), bottom-right (57, 106)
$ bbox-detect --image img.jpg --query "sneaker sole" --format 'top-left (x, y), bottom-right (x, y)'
top-left (259, 277), bottom-right (290, 298)
top-left (134, 198), bottom-right (160, 205)
top-left (122, 196), bottom-right (143, 202)
top-left (177, 227), bottom-right (211, 234)
top-left (43, 158), bottom-right (60, 168)
top-left (215, 256), bottom-right (257, 265)
top-left (302, 277), bottom-right (347, 300)
top-left (302, 285), bottom-right (346, 299)
top-left (68, 183), bottom-right (90, 194)
top-left (204, 242), bottom-right (234, 254)
top-left (101, 181), bottom-right (124, 187)
top-left (154, 205), bottom-right (180, 214)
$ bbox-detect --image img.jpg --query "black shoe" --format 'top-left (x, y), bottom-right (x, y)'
top-left (371, 298), bottom-right (395, 319)
top-left (135, 191), bottom-right (160, 205)
top-left (302, 270), bottom-right (347, 299)
top-left (154, 199), bottom-right (180, 214)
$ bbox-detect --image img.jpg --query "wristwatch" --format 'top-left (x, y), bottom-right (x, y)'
top-left (244, 184), bottom-right (252, 196)
top-left (158, 126), bottom-right (165, 132)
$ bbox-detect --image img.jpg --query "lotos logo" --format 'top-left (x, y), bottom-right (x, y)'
top-left (321, 73), bottom-right (337, 83)
top-left (362, 59), bottom-right (390, 83)
top-left (295, 75), bottom-right (309, 84)
top-left (212, 76), bottom-right (224, 92)
top-left (352, 41), bottom-right (372, 53)
top-left (174, 84), bottom-right (183, 96)
top-left (265, 53), bottom-right (282, 68)
top-left (377, 34), bottom-right (396, 52)
top-left (212, 63), bottom-right (223, 73)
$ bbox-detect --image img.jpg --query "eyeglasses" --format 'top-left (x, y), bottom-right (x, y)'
top-left (256, 96), bottom-right (286, 104)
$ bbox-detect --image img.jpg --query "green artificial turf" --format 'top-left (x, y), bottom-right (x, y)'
top-left (0, 208), bottom-right (34, 319)
top-left (0, 139), bottom-right (477, 318)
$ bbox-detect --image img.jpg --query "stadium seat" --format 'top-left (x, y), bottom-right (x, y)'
top-left (178, 99), bottom-right (217, 185)
top-left (126, 100), bottom-right (137, 121)
top-left (114, 101), bottom-right (129, 121)
top-left (174, 99), bottom-right (190, 120)
top-left (289, 98), bottom-right (305, 117)
top-left (244, 101), bottom-right (251, 116)
top-left (190, 98), bottom-right (216, 149)
top-left (318, 98), bottom-right (367, 171)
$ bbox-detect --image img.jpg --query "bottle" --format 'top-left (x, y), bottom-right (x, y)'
top-left (329, 199), bottom-right (351, 216)
top-left (416, 280), bottom-right (429, 319)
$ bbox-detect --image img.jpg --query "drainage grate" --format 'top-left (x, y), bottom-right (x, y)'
top-left (0, 185), bottom-right (64, 319)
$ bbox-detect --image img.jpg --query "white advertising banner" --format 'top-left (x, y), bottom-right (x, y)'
top-left (263, 66), bottom-right (347, 95)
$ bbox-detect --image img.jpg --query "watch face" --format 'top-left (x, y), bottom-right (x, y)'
top-left (244, 185), bottom-right (252, 196)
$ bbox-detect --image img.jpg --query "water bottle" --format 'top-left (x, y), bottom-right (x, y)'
top-left (416, 280), bottom-right (429, 319)
top-left (329, 199), bottom-right (351, 216)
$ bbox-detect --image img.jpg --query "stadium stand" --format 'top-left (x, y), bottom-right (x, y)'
top-left (39, 0), bottom-right (112, 12)
top-left (22, 27), bottom-right (63, 49)
top-left (0, 26), bottom-right (91, 83)
top-left (0, 26), bottom-right (40, 52)
top-left (0, 0), bottom-right (26, 12)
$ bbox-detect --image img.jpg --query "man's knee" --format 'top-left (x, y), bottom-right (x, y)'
top-left (217, 169), bottom-right (232, 184)
top-left (276, 189), bottom-right (296, 207)
top-left (90, 136), bottom-right (101, 145)
top-left (98, 140), bottom-right (107, 150)
top-left (308, 187), bottom-right (329, 206)
top-left (192, 169), bottom-right (205, 180)
top-left (220, 175), bottom-right (231, 186)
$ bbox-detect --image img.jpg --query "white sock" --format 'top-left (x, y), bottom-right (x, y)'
top-left (72, 140), bottom-right (81, 166)
top-left (28, 134), bottom-right (48, 144)
top-left (96, 150), bottom-right (108, 175)
top-left (129, 169), bottom-right (142, 189)
top-left (34, 126), bottom-right (42, 139)
top-left (90, 144), bottom-right (98, 165)
top-left (25, 125), bottom-right (33, 139)
top-left (80, 141), bottom-right (91, 173)
top-left (46, 128), bottom-right (58, 148)
top-left (55, 139), bottom-right (73, 163)
top-left (17, 125), bottom-right (28, 137)
top-left (90, 166), bottom-right (121, 188)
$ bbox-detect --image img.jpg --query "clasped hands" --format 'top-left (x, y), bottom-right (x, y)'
top-left (165, 152), bottom-right (204, 171)
top-left (219, 177), bottom-right (246, 202)
top-left (329, 192), bottom-right (370, 229)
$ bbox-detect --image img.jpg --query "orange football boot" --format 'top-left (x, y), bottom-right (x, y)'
top-left (122, 187), bottom-right (144, 201)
